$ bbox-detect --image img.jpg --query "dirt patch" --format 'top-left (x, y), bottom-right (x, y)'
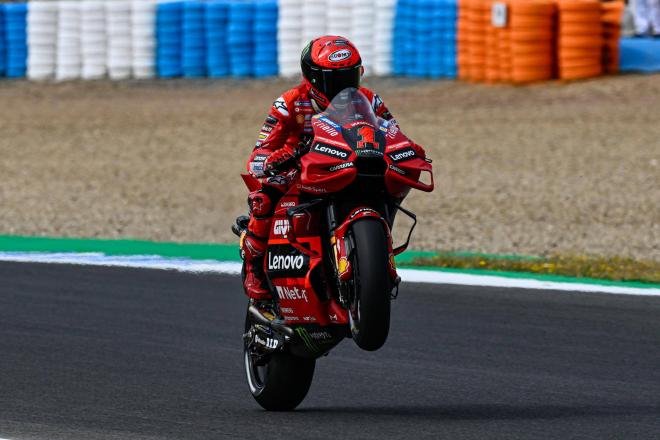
top-left (0, 75), bottom-right (658, 259)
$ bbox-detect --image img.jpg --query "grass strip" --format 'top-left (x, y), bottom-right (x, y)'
top-left (410, 253), bottom-right (660, 285)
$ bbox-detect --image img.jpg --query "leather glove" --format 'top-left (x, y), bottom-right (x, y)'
top-left (264, 147), bottom-right (294, 174)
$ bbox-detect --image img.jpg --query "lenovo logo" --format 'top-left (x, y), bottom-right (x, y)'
top-left (388, 147), bottom-right (416, 163)
top-left (313, 143), bottom-right (350, 159)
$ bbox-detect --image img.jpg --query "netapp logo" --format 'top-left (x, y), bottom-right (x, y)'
top-left (328, 162), bottom-right (354, 172)
top-left (388, 147), bottom-right (416, 162)
top-left (267, 245), bottom-right (309, 278)
top-left (275, 285), bottom-right (308, 303)
top-left (313, 143), bottom-right (350, 159)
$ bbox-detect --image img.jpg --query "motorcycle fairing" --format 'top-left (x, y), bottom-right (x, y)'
top-left (267, 192), bottom-right (349, 330)
top-left (331, 206), bottom-right (399, 284)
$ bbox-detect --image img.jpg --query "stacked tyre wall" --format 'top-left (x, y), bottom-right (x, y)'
top-left (0, 0), bottom-right (620, 83)
top-left (458, 0), bottom-right (624, 83)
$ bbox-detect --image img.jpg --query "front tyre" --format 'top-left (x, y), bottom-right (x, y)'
top-left (349, 218), bottom-right (392, 351)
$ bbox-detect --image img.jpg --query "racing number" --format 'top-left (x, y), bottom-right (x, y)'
top-left (356, 126), bottom-right (375, 149)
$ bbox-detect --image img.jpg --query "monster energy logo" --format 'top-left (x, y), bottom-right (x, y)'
top-left (295, 328), bottom-right (320, 353)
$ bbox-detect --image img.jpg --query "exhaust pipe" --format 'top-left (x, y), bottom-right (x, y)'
top-left (248, 305), bottom-right (295, 338)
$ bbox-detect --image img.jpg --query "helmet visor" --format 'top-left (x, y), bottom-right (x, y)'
top-left (316, 65), bottom-right (361, 102)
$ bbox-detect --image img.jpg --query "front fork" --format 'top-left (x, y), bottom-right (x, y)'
top-left (326, 200), bottom-right (412, 307)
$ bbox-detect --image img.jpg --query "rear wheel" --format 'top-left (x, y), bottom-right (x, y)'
top-left (244, 316), bottom-right (316, 411)
top-left (349, 218), bottom-right (392, 351)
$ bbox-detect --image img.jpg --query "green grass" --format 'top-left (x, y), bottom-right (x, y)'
top-left (411, 253), bottom-right (660, 285)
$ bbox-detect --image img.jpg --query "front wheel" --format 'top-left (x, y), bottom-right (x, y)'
top-left (349, 218), bottom-right (392, 351)
top-left (244, 318), bottom-right (316, 411)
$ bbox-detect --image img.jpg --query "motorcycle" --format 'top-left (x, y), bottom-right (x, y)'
top-left (232, 87), bottom-right (434, 411)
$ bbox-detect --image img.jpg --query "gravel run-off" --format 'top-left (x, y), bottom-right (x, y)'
top-left (0, 75), bottom-right (658, 260)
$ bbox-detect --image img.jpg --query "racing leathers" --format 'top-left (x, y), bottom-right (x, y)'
top-left (242, 80), bottom-right (416, 299)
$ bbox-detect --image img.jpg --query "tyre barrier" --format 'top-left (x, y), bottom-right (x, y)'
top-left (0, 6), bottom-right (5, 76)
top-left (457, 0), bottom-right (624, 84)
top-left (156, 1), bottom-right (183, 78)
top-left (254, 0), bottom-right (278, 78)
top-left (27, 1), bottom-right (57, 80)
top-left (106, 0), bottom-right (132, 80)
top-left (4, 2), bottom-right (27, 78)
top-left (205, 0), bottom-right (229, 78)
top-left (183, 0), bottom-right (206, 77)
top-left (132, 0), bottom-right (157, 79)
top-left (81, 1), bottom-right (107, 80)
top-left (0, 0), bottom-right (627, 82)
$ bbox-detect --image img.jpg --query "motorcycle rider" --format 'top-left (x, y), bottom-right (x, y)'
top-left (241, 35), bottom-right (425, 312)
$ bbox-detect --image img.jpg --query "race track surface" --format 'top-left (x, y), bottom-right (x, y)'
top-left (1, 262), bottom-right (660, 440)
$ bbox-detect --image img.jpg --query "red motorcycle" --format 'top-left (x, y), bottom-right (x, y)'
top-left (233, 88), bottom-right (434, 411)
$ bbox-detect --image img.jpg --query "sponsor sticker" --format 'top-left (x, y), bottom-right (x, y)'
top-left (318, 116), bottom-right (341, 129)
top-left (328, 162), bottom-right (354, 172)
top-left (266, 115), bottom-right (279, 125)
top-left (273, 97), bottom-right (289, 116)
top-left (328, 49), bottom-right (352, 62)
top-left (389, 163), bottom-right (406, 175)
top-left (273, 219), bottom-right (290, 237)
top-left (267, 245), bottom-right (309, 278)
top-left (275, 285), bottom-right (308, 303)
top-left (261, 124), bottom-right (273, 133)
top-left (280, 201), bottom-right (296, 208)
top-left (387, 146), bottom-right (416, 162)
top-left (312, 142), bottom-right (351, 159)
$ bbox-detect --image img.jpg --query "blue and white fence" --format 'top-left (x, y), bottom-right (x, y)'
top-left (0, 0), bottom-right (458, 80)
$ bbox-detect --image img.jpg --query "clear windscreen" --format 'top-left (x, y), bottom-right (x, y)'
top-left (320, 87), bottom-right (378, 128)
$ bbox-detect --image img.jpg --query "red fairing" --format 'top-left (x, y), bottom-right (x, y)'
top-left (266, 193), bottom-right (349, 326)
top-left (332, 207), bottom-right (399, 284)
top-left (382, 126), bottom-right (434, 198)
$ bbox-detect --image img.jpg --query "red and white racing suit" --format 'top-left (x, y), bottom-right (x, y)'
top-left (242, 80), bottom-right (400, 299)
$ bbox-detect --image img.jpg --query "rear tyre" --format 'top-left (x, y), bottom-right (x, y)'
top-left (244, 317), bottom-right (316, 411)
top-left (349, 218), bottom-right (392, 351)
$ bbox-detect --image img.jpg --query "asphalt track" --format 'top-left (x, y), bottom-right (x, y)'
top-left (1, 262), bottom-right (660, 440)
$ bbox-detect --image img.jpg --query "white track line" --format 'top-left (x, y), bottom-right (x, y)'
top-left (0, 252), bottom-right (659, 296)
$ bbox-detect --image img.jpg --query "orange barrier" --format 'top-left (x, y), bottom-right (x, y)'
top-left (557, 0), bottom-right (603, 80)
top-left (509, 0), bottom-right (556, 83)
top-left (457, 0), bottom-right (619, 84)
top-left (601, 0), bottom-right (624, 73)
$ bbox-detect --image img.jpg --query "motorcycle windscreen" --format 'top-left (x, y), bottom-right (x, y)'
top-left (320, 87), bottom-right (379, 128)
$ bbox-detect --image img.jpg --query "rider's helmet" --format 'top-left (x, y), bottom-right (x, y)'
top-left (301, 36), bottom-right (363, 110)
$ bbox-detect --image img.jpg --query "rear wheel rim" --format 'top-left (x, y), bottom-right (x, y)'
top-left (244, 348), bottom-right (267, 395)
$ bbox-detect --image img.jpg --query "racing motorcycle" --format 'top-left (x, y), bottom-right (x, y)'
top-left (232, 88), bottom-right (434, 411)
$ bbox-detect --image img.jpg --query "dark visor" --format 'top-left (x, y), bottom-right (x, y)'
top-left (316, 66), bottom-right (361, 102)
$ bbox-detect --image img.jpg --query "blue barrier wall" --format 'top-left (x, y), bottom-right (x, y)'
top-left (0, 5), bottom-right (5, 76)
top-left (205, 0), bottom-right (230, 77)
top-left (4, 3), bottom-right (27, 78)
top-left (395, 0), bottom-right (457, 79)
top-left (253, 0), bottom-right (278, 78)
top-left (156, 1), bottom-right (184, 78)
top-left (227, 1), bottom-right (254, 77)
top-left (182, 0), bottom-right (206, 77)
